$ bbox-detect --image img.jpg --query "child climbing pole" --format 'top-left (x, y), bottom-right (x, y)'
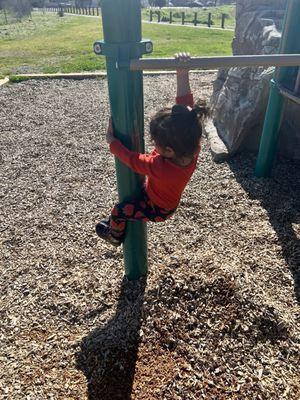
top-left (96, 53), bottom-right (208, 248)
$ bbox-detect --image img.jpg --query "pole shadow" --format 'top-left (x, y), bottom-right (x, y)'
top-left (227, 153), bottom-right (300, 304)
top-left (76, 275), bottom-right (147, 400)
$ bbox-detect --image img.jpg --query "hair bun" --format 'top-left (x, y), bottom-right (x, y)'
top-left (171, 103), bottom-right (209, 123)
top-left (194, 99), bottom-right (210, 119)
top-left (192, 105), bottom-right (209, 120)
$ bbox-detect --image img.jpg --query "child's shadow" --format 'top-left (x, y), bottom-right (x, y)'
top-left (76, 276), bottom-right (147, 399)
top-left (228, 155), bottom-right (300, 303)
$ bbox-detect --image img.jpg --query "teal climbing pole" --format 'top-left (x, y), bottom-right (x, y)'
top-left (255, 0), bottom-right (300, 177)
top-left (94, 0), bottom-right (152, 279)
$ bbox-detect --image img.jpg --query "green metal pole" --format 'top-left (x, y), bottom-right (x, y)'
top-left (255, 0), bottom-right (300, 177)
top-left (254, 80), bottom-right (285, 177)
top-left (208, 12), bottom-right (212, 28)
top-left (101, 0), bottom-right (147, 279)
top-left (221, 13), bottom-right (225, 29)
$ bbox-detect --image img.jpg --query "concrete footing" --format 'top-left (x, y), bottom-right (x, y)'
top-left (0, 77), bottom-right (9, 86)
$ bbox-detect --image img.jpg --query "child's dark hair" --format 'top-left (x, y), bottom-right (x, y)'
top-left (150, 100), bottom-right (209, 158)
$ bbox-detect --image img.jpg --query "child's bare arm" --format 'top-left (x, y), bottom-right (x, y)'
top-left (175, 52), bottom-right (191, 98)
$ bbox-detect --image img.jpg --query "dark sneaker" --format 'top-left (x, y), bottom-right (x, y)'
top-left (99, 218), bottom-right (110, 228)
top-left (95, 221), bottom-right (122, 247)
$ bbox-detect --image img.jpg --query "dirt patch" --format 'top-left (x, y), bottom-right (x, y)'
top-left (133, 343), bottom-right (182, 400)
top-left (0, 74), bottom-right (299, 399)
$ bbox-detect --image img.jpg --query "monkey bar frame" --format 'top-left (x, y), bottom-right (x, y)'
top-left (97, 0), bottom-right (300, 280)
top-left (129, 54), bottom-right (300, 71)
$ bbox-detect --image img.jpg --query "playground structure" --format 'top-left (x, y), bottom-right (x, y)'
top-left (94, 0), bottom-right (300, 280)
top-left (1, 4), bottom-right (300, 397)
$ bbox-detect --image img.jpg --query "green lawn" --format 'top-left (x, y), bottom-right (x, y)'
top-left (0, 12), bottom-right (234, 75)
top-left (142, 5), bottom-right (236, 28)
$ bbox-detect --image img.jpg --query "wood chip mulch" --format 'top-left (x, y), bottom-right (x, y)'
top-left (0, 74), bottom-right (299, 400)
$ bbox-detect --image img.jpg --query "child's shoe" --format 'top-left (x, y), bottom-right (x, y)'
top-left (95, 221), bottom-right (122, 247)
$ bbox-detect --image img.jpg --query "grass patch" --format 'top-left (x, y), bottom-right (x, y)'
top-left (144, 23), bottom-right (233, 57)
top-left (8, 75), bottom-right (32, 83)
top-left (0, 12), bottom-right (66, 40)
top-left (0, 12), bottom-right (234, 75)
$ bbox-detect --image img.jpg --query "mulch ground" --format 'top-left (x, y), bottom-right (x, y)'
top-left (0, 74), bottom-right (299, 400)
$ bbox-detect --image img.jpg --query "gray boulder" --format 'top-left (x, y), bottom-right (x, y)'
top-left (209, 0), bottom-right (300, 160)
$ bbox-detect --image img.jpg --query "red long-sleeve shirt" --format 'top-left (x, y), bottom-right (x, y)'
top-left (109, 93), bottom-right (197, 210)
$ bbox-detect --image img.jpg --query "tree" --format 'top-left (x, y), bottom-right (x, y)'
top-left (0, 0), bottom-right (8, 24)
top-left (8, 0), bottom-right (32, 19)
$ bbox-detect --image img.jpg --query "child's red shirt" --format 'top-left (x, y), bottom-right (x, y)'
top-left (109, 93), bottom-right (198, 210)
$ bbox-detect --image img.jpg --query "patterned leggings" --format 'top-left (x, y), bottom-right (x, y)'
top-left (110, 190), bottom-right (176, 239)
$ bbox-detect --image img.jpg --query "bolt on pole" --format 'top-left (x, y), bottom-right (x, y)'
top-left (99, 0), bottom-right (148, 279)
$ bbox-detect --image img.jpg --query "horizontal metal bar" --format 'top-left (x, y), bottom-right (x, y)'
top-left (130, 54), bottom-right (300, 71)
top-left (278, 84), bottom-right (300, 105)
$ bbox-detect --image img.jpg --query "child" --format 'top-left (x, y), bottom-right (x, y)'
top-left (96, 53), bottom-right (208, 247)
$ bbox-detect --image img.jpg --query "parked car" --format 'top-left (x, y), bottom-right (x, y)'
top-left (187, 1), bottom-right (203, 7)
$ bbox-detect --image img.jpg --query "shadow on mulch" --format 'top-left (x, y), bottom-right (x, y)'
top-left (76, 276), bottom-right (147, 400)
top-left (228, 153), bottom-right (300, 304)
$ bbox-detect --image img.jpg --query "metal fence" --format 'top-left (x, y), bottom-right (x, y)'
top-left (42, 6), bottom-right (101, 16)
top-left (36, 7), bottom-right (232, 29)
top-left (149, 9), bottom-right (230, 29)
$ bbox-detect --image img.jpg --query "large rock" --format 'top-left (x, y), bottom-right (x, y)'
top-left (210, 0), bottom-right (300, 160)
